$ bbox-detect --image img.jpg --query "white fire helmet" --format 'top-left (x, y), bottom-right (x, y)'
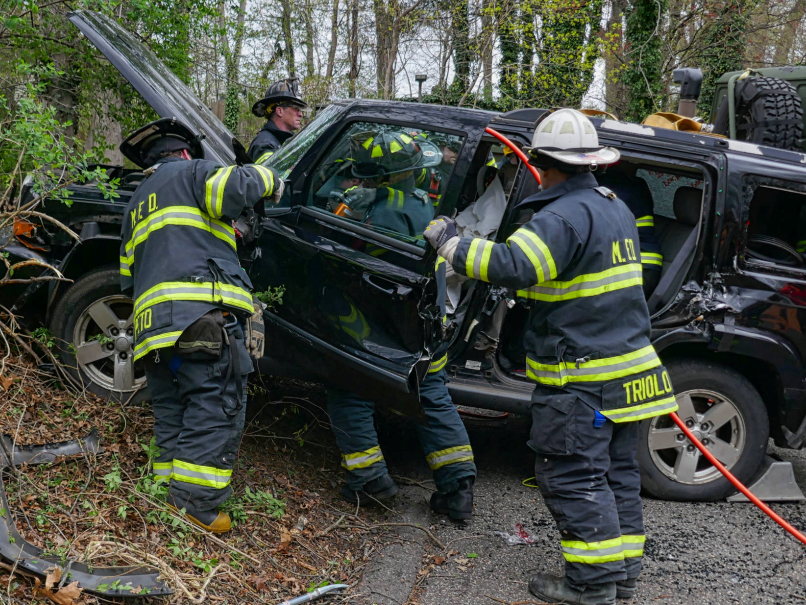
top-left (528, 108), bottom-right (620, 167)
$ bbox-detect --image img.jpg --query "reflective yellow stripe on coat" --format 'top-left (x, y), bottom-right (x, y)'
top-left (134, 281), bottom-right (254, 316)
top-left (516, 263), bottom-right (642, 302)
top-left (526, 345), bottom-right (661, 387)
top-left (428, 354), bottom-right (448, 374)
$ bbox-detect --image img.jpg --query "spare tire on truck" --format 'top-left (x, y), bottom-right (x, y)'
top-left (713, 76), bottom-right (803, 151)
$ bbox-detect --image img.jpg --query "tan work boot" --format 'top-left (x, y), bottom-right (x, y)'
top-left (166, 493), bottom-right (231, 534)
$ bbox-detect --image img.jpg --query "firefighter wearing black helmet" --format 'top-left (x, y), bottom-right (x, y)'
top-left (119, 118), bottom-right (281, 534)
top-left (247, 78), bottom-right (307, 164)
top-left (424, 109), bottom-right (679, 604)
top-left (325, 130), bottom-right (477, 520)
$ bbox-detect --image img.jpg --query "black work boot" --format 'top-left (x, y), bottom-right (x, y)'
top-left (615, 577), bottom-right (637, 600)
top-left (430, 476), bottom-right (474, 520)
top-left (166, 493), bottom-right (231, 534)
top-left (529, 573), bottom-right (616, 605)
top-left (339, 472), bottom-right (398, 504)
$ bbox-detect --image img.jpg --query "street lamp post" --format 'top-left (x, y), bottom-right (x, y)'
top-left (415, 74), bottom-right (428, 103)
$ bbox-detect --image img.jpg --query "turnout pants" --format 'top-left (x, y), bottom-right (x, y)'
top-left (144, 322), bottom-right (251, 512)
top-left (327, 368), bottom-right (476, 493)
top-left (529, 390), bottom-right (645, 586)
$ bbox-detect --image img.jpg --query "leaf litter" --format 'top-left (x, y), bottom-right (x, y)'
top-left (0, 353), bottom-right (401, 603)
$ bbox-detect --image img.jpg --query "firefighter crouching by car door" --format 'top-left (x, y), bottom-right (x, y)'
top-left (118, 118), bottom-right (281, 534)
top-left (247, 77), bottom-right (307, 164)
top-left (326, 131), bottom-right (477, 519)
top-left (423, 109), bottom-right (678, 605)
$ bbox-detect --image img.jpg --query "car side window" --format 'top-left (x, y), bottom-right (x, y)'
top-left (744, 176), bottom-right (806, 270)
top-left (306, 122), bottom-right (465, 247)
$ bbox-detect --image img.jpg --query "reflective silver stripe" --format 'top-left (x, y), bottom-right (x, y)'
top-left (508, 231), bottom-right (552, 282)
top-left (562, 544), bottom-right (624, 558)
top-left (134, 283), bottom-right (253, 315)
top-left (602, 396), bottom-right (678, 422)
top-left (130, 209), bottom-right (236, 250)
top-left (172, 466), bottom-right (231, 488)
top-left (341, 450), bottom-right (384, 470)
top-left (519, 265), bottom-right (642, 300)
top-left (527, 347), bottom-right (659, 382)
top-left (133, 331), bottom-right (183, 361)
top-left (426, 448), bottom-right (474, 470)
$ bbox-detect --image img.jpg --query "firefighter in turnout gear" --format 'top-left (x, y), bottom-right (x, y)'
top-left (326, 130), bottom-right (477, 519)
top-left (424, 109), bottom-right (678, 603)
top-left (247, 78), bottom-right (307, 164)
top-left (119, 118), bottom-right (281, 534)
top-left (596, 169), bottom-right (663, 297)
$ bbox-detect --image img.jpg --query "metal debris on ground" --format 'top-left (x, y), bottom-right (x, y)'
top-left (277, 582), bottom-right (349, 604)
top-left (0, 431), bottom-right (172, 598)
top-left (493, 523), bottom-right (536, 545)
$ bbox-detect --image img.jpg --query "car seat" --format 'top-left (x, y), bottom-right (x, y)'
top-left (655, 186), bottom-right (702, 279)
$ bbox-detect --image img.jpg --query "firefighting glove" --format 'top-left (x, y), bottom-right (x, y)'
top-left (245, 301), bottom-right (266, 361)
top-left (341, 186), bottom-right (376, 211)
top-left (423, 216), bottom-right (460, 264)
top-left (267, 171), bottom-right (285, 205)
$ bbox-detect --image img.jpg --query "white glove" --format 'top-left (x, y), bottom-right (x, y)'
top-left (268, 174), bottom-right (285, 205)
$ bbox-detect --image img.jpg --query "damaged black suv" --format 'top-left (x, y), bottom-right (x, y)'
top-left (5, 10), bottom-right (806, 502)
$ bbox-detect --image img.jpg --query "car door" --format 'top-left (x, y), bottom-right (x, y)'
top-left (248, 104), bottom-right (487, 418)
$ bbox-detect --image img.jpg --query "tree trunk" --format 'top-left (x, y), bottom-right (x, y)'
top-left (219, 0), bottom-right (247, 133)
top-left (281, 0), bottom-right (297, 77)
top-left (451, 0), bottom-right (471, 91)
top-left (305, 0), bottom-right (315, 78)
top-left (481, 0), bottom-right (493, 101)
top-left (326, 0), bottom-right (340, 79)
top-left (374, 0), bottom-right (395, 97)
top-left (774, 0), bottom-right (806, 65)
top-left (498, 0), bottom-right (520, 106)
top-left (348, 0), bottom-right (359, 97)
top-left (604, 0), bottom-right (626, 113)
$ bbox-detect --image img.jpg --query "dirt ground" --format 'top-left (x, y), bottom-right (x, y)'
top-left (0, 354), bottom-right (408, 605)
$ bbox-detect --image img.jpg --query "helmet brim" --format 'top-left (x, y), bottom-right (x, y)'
top-left (251, 95), bottom-right (308, 117)
top-left (120, 118), bottom-right (204, 169)
top-left (530, 147), bottom-right (620, 166)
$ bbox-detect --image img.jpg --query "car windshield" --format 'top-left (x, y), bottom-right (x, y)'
top-left (262, 104), bottom-right (346, 178)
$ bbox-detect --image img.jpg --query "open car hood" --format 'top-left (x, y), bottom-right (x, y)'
top-left (69, 10), bottom-right (236, 166)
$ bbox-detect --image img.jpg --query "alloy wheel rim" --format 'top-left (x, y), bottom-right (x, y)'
top-left (72, 295), bottom-right (146, 394)
top-left (647, 389), bottom-right (746, 485)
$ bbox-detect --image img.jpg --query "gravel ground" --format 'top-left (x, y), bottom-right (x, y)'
top-left (374, 412), bottom-right (806, 605)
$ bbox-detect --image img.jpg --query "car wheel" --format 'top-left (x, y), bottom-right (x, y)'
top-left (49, 266), bottom-right (148, 403)
top-left (637, 358), bottom-right (769, 501)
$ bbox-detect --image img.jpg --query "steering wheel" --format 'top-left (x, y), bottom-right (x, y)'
top-left (746, 235), bottom-right (805, 267)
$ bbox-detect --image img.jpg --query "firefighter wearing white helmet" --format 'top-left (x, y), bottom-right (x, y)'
top-left (423, 108), bottom-right (677, 605)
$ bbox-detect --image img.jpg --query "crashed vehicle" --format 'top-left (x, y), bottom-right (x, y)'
top-left (4, 10), bottom-right (806, 503)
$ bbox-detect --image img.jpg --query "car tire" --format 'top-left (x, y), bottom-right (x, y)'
top-left (49, 266), bottom-right (148, 403)
top-left (637, 358), bottom-right (769, 501)
top-left (713, 76), bottom-right (803, 151)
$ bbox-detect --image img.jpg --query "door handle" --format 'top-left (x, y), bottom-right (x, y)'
top-left (362, 273), bottom-right (413, 298)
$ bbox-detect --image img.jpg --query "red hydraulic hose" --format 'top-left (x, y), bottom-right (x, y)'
top-left (669, 411), bottom-right (806, 546)
top-left (484, 127), bottom-right (542, 186)
top-left (506, 137), bottom-right (806, 545)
